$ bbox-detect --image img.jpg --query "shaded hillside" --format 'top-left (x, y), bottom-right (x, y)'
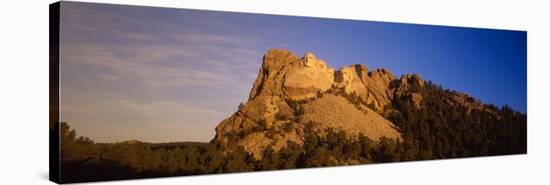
top-left (56, 49), bottom-right (526, 183)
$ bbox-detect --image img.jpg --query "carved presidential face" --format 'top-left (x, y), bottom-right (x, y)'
top-left (303, 52), bottom-right (316, 67)
top-left (304, 52), bottom-right (315, 61)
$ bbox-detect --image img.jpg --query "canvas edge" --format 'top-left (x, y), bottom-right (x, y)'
top-left (49, 1), bottom-right (61, 184)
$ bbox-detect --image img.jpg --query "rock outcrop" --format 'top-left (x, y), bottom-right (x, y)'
top-left (247, 50), bottom-right (334, 101)
top-left (334, 65), bottom-right (397, 111)
top-left (213, 49), bottom-right (428, 159)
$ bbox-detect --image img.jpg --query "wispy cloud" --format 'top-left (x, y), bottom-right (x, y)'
top-left (59, 2), bottom-right (265, 142)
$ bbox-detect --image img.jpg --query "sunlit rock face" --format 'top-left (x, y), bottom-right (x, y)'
top-left (214, 49), bottom-right (416, 160)
top-left (283, 52), bottom-right (335, 100)
top-left (333, 64), bottom-right (398, 111)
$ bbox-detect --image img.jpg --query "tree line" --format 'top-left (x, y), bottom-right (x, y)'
top-left (55, 80), bottom-right (526, 183)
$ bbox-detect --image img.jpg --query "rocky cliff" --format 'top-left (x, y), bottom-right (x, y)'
top-left (212, 49), bottom-right (485, 159)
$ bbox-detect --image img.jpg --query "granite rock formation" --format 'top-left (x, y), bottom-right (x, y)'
top-left (213, 49), bottom-right (492, 159)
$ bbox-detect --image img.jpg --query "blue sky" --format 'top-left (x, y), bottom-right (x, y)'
top-left (59, 2), bottom-right (526, 142)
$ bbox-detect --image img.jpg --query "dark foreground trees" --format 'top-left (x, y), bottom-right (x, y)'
top-left (57, 122), bottom-right (392, 183)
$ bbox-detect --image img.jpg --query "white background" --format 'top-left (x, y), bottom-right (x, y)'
top-left (1, 0), bottom-right (549, 184)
